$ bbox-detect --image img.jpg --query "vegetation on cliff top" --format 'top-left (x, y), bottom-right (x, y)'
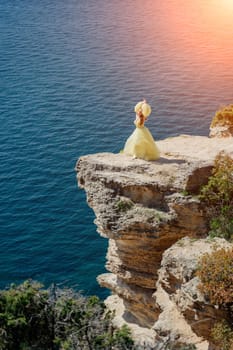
top-left (210, 104), bottom-right (233, 127)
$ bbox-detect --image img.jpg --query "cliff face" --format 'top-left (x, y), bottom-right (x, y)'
top-left (76, 135), bottom-right (233, 349)
top-left (154, 237), bottom-right (232, 348)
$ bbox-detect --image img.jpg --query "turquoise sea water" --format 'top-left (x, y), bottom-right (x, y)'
top-left (0, 0), bottom-right (233, 297)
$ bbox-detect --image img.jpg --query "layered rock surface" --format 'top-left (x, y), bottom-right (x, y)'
top-left (76, 135), bottom-right (233, 349)
top-left (154, 237), bottom-right (232, 349)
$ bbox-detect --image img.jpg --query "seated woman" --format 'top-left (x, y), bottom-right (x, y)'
top-left (123, 100), bottom-right (160, 161)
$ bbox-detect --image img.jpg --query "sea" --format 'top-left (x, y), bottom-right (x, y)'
top-left (0, 0), bottom-right (233, 298)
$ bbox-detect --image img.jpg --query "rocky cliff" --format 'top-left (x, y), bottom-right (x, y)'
top-left (75, 135), bottom-right (233, 350)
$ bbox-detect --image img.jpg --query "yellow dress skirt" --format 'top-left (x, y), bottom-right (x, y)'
top-left (123, 126), bottom-right (160, 161)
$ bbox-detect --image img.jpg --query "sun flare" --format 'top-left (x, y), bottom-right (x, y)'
top-left (214, 0), bottom-right (233, 13)
top-left (222, 0), bottom-right (233, 6)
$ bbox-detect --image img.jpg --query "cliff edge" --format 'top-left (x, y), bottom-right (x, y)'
top-left (75, 135), bottom-right (233, 349)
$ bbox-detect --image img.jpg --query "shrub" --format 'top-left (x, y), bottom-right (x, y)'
top-left (0, 280), bottom-right (53, 350)
top-left (0, 280), bottom-right (134, 350)
top-left (199, 151), bottom-right (233, 241)
top-left (116, 199), bottom-right (134, 212)
top-left (113, 324), bottom-right (134, 348)
top-left (210, 104), bottom-right (233, 128)
top-left (211, 320), bottom-right (233, 350)
top-left (54, 288), bottom-right (134, 350)
top-left (196, 247), bottom-right (233, 305)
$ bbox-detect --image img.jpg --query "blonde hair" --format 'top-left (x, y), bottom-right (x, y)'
top-left (134, 100), bottom-right (152, 118)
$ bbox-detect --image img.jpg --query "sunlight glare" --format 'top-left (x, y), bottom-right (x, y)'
top-left (212, 0), bottom-right (233, 16)
top-left (222, 0), bottom-right (233, 8)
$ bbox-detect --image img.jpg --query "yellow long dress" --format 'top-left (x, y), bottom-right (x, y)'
top-left (123, 119), bottom-right (160, 161)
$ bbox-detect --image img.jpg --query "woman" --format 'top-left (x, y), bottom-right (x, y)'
top-left (123, 100), bottom-right (160, 161)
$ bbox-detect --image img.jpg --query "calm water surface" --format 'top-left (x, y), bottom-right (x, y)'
top-left (0, 0), bottom-right (233, 297)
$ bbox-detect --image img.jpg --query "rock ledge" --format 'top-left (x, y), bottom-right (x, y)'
top-left (76, 135), bottom-right (233, 349)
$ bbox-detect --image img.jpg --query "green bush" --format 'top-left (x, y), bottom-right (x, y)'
top-left (211, 320), bottom-right (233, 350)
top-left (200, 151), bottom-right (233, 241)
top-left (196, 247), bottom-right (233, 305)
top-left (0, 280), bottom-right (134, 350)
top-left (53, 288), bottom-right (134, 350)
top-left (0, 280), bottom-right (53, 350)
top-left (113, 324), bottom-right (134, 348)
top-left (116, 199), bottom-right (134, 212)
